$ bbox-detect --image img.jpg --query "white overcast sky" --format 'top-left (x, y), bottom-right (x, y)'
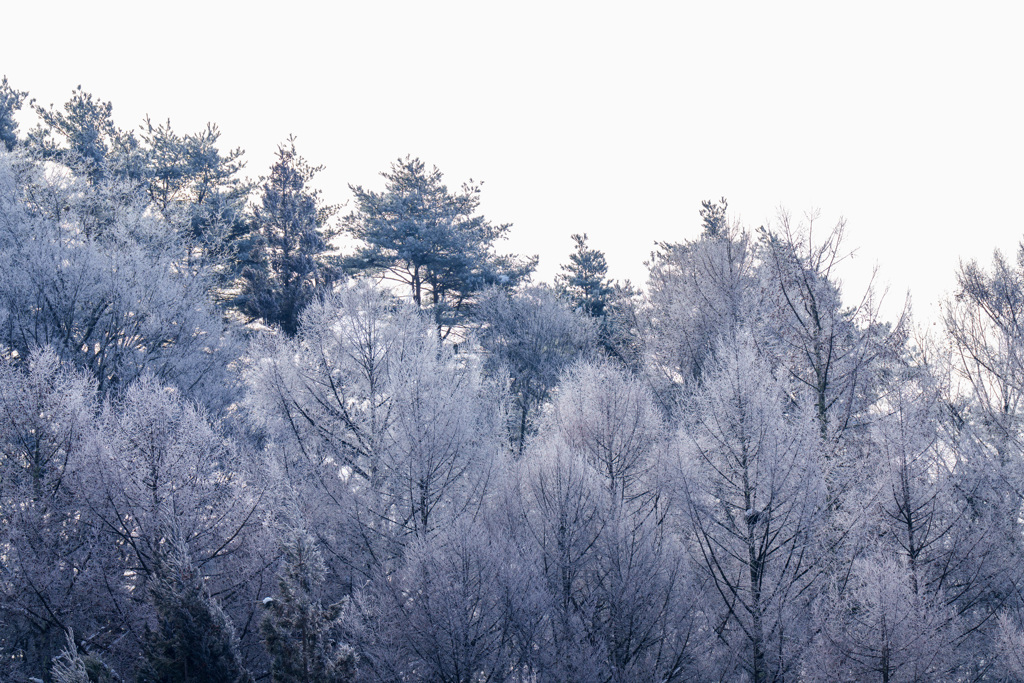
top-left (3, 1), bottom-right (1022, 325)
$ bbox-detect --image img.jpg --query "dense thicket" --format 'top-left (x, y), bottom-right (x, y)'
top-left (3, 80), bottom-right (1024, 682)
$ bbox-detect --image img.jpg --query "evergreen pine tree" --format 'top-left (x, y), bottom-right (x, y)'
top-left (26, 86), bottom-right (145, 185)
top-left (139, 117), bottom-right (251, 281)
top-left (138, 538), bottom-right (253, 683)
top-left (261, 530), bottom-right (356, 683)
top-left (555, 233), bottom-right (613, 319)
top-left (235, 137), bottom-right (339, 335)
top-left (700, 196), bottom-right (728, 237)
top-left (344, 156), bottom-right (535, 336)
top-left (0, 76), bottom-right (27, 152)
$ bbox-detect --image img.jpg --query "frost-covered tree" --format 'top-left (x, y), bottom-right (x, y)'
top-left (870, 375), bottom-right (952, 592)
top-left (48, 630), bottom-right (92, 683)
top-left (88, 374), bottom-right (262, 642)
top-left (235, 137), bottom-right (339, 335)
top-left (806, 556), bottom-right (959, 683)
top-left (344, 156), bottom-right (535, 335)
top-left (756, 211), bottom-right (904, 446)
top-left (244, 285), bottom-right (417, 486)
top-left (807, 370), bottom-right (994, 680)
top-left (585, 504), bottom-right (695, 682)
top-left (944, 244), bottom-right (1024, 466)
top-left (923, 341), bottom-right (1024, 675)
top-left (536, 361), bottom-right (697, 681)
top-left (358, 519), bottom-right (517, 683)
top-left (993, 613), bottom-right (1024, 681)
top-left (244, 283), bottom-right (499, 580)
top-left (678, 332), bottom-right (825, 682)
top-left (514, 443), bottom-right (607, 681)
top-left (642, 220), bottom-right (756, 415)
top-left (939, 247), bottom-right (1024, 642)
top-left (491, 376), bottom-right (696, 683)
top-left (547, 359), bottom-right (663, 504)
top-left (20, 86), bottom-right (247, 282)
top-left (474, 286), bottom-right (596, 455)
top-left (497, 462), bottom-right (688, 683)
top-left (380, 327), bottom-right (499, 539)
top-left (0, 153), bottom-right (239, 409)
top-left (600, 279), bottom-right (645, 371)
top-left (0, 350), bottom-right (104, 681)
top-left (261, 529), bottom-right (355, 683)
top-left (0, 349), bottom-right (95, 502)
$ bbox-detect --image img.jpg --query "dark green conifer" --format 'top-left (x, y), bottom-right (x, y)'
top-left (344, 156), bottom-right (535, 336)
top-left (0, 76), bottom-right (27, 152)
top-left (138, 539), bottom-right (252, 683)
top-left (234, 137), bottom-right (339, 335)
top-left (556, 233), bottom-right (614, 319)
top-left (700, 196), bottom-right (728, 237)
top-left (261, 530), bottom-right (356, 683)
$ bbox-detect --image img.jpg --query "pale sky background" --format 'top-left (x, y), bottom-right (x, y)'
top-left (3, 1), bottom-right (1022, 326)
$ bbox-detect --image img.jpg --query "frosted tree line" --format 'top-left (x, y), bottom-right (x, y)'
top-left (3, 79), bottom-right (1024, 682)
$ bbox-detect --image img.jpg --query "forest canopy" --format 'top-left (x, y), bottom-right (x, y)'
top-left (3, 78), bottom-right (1024, 683)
